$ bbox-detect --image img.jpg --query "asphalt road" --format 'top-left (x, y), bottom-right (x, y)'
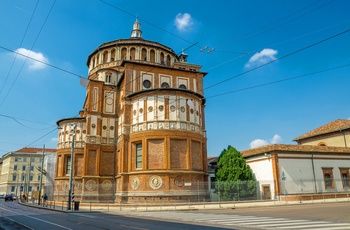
top-left (1, 199), bottom-right (349, 229)
top-left (0, 200), bottom-right (230, 230)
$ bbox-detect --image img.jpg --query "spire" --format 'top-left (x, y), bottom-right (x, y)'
top-left (131, 17), bottom-right (142, 38)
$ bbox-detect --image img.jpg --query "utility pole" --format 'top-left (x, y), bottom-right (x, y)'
top-left (38, 145), bottom-right (45, 205)
top-left (68, 123), bottom-right (76, 210)
top-left (27, 157), bottom-right (32, 198)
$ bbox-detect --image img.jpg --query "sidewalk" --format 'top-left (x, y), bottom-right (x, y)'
top-left (19, 196), bottom-right (350, 213)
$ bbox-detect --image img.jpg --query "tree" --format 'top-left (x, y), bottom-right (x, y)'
top-left (215, 145), bottom-right (257, 201)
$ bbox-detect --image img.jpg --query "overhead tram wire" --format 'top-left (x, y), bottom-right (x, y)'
top-left (0, 113), bottom-right (55, 130)
top-left (0, 0), bottom-right (40, 98)
top-left (24, 127), bottom-right (58, 148)
top-left (0, 45), bottom-right (84, 79)
top-left (204, 28), bottom-right (350, 91)
top-left (98, 0), bottom-right (201, 49)
top-left (0, 0), bottom-right (57, 108)
top-left (2, 28), bottom-right (350, 111)
top-left (216, 0), bottom-right (334, 48)
top-left (206, 63), bottom-right (350, 99)
top-left (203, 19), bottom-right (350, 73)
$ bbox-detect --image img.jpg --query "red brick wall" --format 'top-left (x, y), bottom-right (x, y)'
top-left (147, 139), bottom-right (165, 169)
top-left (170, 139), bottom-right (187, 169)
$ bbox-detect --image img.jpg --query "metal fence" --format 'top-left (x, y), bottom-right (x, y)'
top-left (17, 178), bottom-right (350, 210)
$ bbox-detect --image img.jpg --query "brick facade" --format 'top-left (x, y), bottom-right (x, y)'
top-left (55, 21), bottom-right (209, 203)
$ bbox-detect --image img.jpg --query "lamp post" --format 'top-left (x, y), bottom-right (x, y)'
top-left (68, 123), bottom-right (76, 210)
top-left (38, 145), bottom-right (45, 206)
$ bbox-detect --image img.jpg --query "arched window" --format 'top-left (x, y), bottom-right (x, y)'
top-left (150, 50), bottom-right (155, 62)
top-left (142, 48), bottom-right (147, 61)
top-left (179, 84), bottom-right (187, 90)
top-left (318, 142), bottom-right (327, 146)
top-left (161, 82), bottom-right (169, 88)
top-left (121, 48), bottom-right (127, 60)
top-left (106, 73), bottom-right (111, 83)
top-left (103, 51), bottom-right (108, 63)
top-left (160, 52), bottom-right (165, 65)
top-left (130, 47), bottom-right (136, 60)
top-left (110, 49), bottom-right (115, 62)
top-left (166, 55), bottom-right (171, 66)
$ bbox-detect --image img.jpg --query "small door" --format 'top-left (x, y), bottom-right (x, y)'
top-left (262, 185), bottom-right (271, 200)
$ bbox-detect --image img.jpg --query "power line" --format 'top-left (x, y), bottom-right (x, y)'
top-left (0, 45), bottom-right (84, 78)
top-left (216, 0), bottom-right (334, 50)
top-left (0, 0), bottom-right (57, 108)
top-left (98, 0), bottom-right (200, 49)
top-left (0, 113), bottom-right (55, 130)
top-left (204, 28), bottom-right (350, 91)
top-left (206, 63), bottom-right (350, 99)
top-left (0, 0), bottom-right (39, 98)
top-left (24, 127), bottom-right (58, 148)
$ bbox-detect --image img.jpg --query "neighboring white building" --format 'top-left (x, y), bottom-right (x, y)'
top-left (242, 119), bottom-right (350, 200)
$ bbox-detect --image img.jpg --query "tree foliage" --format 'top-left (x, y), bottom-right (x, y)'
top-left (215, 145), bottom-right (257, 200)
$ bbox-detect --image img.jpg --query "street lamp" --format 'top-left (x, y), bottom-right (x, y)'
top-left (38, 146), bottom-right (45, 206)
top-left (68, 123), bottom-right (76, 210)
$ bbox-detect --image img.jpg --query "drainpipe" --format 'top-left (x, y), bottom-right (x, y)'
top-left (311, 153), bottom-right (317, 193)
top-left (340, 130), bottom-right (348, 147)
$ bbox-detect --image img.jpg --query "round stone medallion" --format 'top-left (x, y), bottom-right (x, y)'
top-left (131, 177), bottom-right (140, 190)
top-left (102, 180), bottom-right (112, 191)
top-left (85, 179), bottom-right (97, 191)
top-left (149, 175), bottom-right (162, 190)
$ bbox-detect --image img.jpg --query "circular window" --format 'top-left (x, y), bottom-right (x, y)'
top-left (161, 82), bottom-right (169, 88)
top-left (83, 130), bottom-right (86, 134)
top-left (179, 84), bottom-right (187, 90)
top-left (133, 110), bottom-right (137, 116)
top-left (110, 126), bottom-right (114, 130)
top-left (196, 111), bottom-right (199, 116)
top-left (143, 80), bottom-right (151, 88)
top-left (103, 125), bottom-right (107, 130)
top-left (139, 108), bottom-right (143, 114)
top-left (190, 108), bottom-right (194, 114)
top-left (180, 106), bottom-right (185, 113)
top-left (91, 124), bottom-right (96, 128)
top-left (170, 105), bottom-right (176, 112)
top-left (159, 105), bottom-right (164, 112)
top-left (148, 106), bottom-right (153, 112)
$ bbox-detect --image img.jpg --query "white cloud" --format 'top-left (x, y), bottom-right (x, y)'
top-left (250, 139), bottom-right (269, 149)
top-left (249, 134), bottom-right (282, 149)
top-left (15, 48), bottom-right (48, 70)
top-left (245, 48), bottom-right (278, 68)
top-left (174, 13), bottom-right (193, 31)
top-left (270, 134), bottom-right (282, 144)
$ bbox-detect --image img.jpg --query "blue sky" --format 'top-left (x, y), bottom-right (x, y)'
top-left (0, 0), bottom-right (350, 157)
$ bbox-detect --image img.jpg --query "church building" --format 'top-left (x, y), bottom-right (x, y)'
top-left (55, 20), bottom-right (208, 203)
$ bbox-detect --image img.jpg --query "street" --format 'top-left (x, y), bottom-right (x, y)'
top-left (0, 200), bottom-right (228, 230)
top-left (0, 200), bottom-right (349, 229)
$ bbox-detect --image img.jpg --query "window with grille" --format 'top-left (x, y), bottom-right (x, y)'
top-left (66, 156), bottom-right (72, 175)
top-left (136, 143), bottom-right (142, 169)
top-left (322, 168), bottom-right (334, 189)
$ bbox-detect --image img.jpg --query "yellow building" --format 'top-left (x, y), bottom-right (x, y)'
top-left (55, 20), bottom-right (208, 203)
top-left (0, 148), bottom-right (56, 198)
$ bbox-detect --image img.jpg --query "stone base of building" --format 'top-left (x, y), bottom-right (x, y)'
top-left (279, 192), bottom-right (350, 201)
